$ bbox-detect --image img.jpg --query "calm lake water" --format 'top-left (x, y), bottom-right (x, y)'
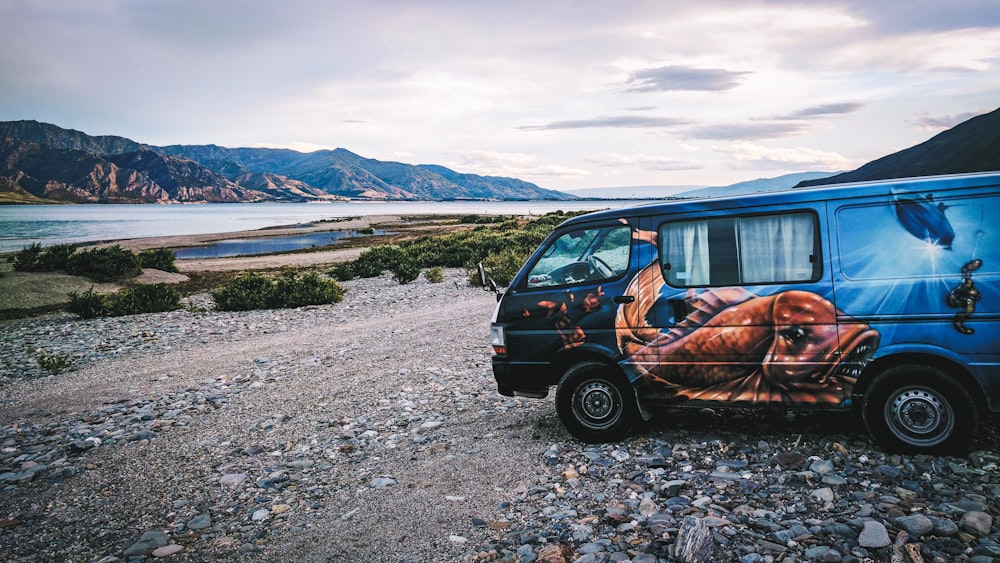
top-left (172, 229), bottom-right (393, 259)
top-left (0, 200), bottom-right (654, 254)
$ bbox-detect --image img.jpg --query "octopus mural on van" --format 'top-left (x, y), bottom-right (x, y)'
top-left (615, 261), bottom-right (880, 404)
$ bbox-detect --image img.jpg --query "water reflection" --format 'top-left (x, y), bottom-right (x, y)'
top-left (174, 230), bottom-right (388, 259)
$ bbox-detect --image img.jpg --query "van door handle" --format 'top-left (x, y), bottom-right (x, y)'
top-left (613, 295), bottom-right (635, 304)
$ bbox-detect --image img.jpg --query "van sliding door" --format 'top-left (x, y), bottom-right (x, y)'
top-left (618, 207), bottom-right (854, 406)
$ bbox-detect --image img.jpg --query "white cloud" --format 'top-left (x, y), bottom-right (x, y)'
top-left (720, 143), bottom-right (854, 170)
top-left (518, 115), bottom-right (692, 130)
top-left (623, 66), bottom-right (751, 92)
top-left (819, 28), bottom-right (1000, 72)
top-left (909, 110), bottom-right (990, 131)
top-left (250, 141), bottom-right (335, 153)
top-left (684, 121), bottom-right (818, 141)
top-left (446, 150), bottom-right (592, 181)
top-left (585, 153), bottom-right (702, 171)
top-left (1, 0), bottom-right (998, 190)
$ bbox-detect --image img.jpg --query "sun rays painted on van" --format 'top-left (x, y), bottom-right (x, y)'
top-left (174, 229), bottom-right (391, 259)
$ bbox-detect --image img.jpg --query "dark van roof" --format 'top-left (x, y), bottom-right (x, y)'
top-left (562, 171), bottom-right (1000, 226)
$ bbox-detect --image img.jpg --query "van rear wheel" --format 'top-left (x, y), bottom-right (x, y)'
top-left (862, 364), bottom-right (976, 456)
top-left (556, 361), bottom-right (638, 443)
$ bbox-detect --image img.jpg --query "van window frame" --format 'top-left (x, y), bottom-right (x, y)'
top-left (835, 191), bottom-right (999, 281)
top-left (519, 222), bottom-right (633, 290)
top-left (658, 209), bottom-right (822, 288)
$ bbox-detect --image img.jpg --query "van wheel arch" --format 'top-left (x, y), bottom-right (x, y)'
top-left (552, 351), bottom-right (654, 422)
top-left (859, 360), bottom-right (980, 456)
top-left (854, 353), bottom-right (987, 414)
top-left (555, 360), bottom-right (642, 443)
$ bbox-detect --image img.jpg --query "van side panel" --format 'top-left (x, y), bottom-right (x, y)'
top-left (617, 203), bottom-right (869, 406)
top-left (831, 187), bottom-right (1000, 407)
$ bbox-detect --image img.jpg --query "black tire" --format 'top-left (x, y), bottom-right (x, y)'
top-left (862, 364), bottom-right (977, 456)
top-left (555, 361), bottom-right (639, 443)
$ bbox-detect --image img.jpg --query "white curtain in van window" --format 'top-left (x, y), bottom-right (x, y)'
top-left (740, 214), bottom-right (814, 283)
top-left (664, 221), bottom-right (710, 285)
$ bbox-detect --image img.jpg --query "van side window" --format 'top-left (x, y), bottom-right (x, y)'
top-left (526, 225), bottom-right (631, 288)
top-left (660, 212), bottom-right (819, 287)
top-left (837, 193), bottom-right (999, 279)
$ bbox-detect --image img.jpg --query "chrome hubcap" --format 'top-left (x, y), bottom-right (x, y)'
top-left (575, 380), bottom-right (620, 429)
top-left (886, 387), bottom-right (953, 445)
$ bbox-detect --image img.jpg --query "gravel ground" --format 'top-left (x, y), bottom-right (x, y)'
top-left (1, 269), bottom-right (998, 562)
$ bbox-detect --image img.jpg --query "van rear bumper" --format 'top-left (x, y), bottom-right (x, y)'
top-left (492, 356), bottom-right (550, 398)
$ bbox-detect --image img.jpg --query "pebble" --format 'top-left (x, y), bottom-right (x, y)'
top-left (0, 270), bottom-right (997, 562)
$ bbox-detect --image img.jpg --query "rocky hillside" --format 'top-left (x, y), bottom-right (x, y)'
top-left (0, 120), bottom-right (575, 203)
top-left (0, 138), bottom-right (267, 204)
top-left (797, 106), bottom-right (1000, 187)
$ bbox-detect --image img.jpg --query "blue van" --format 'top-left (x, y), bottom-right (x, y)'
top-left (484, 172), bottom-right (999, 455)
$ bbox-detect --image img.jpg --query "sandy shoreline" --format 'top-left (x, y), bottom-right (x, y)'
top-left (101, 214), bottom-right (443, 272)
top-left (0, 214), bottom-right (472, 312)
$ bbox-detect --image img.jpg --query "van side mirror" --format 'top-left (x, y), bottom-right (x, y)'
top-left (477, 262), bottom-right (501, 300)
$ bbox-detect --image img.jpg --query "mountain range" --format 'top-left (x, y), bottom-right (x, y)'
top-left (3, 106), bottom-right (999, 204)
top-left (0, 121), bottom-right (574, 204)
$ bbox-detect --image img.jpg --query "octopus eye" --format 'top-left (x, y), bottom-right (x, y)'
top-left (780, 326), bottom-right (808, 345)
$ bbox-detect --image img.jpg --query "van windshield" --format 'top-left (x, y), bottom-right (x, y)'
top-left (525, 225), bottom-right (631, 288)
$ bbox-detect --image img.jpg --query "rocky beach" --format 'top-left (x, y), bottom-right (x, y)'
top-left (1, 233), bottom-right (998, 562)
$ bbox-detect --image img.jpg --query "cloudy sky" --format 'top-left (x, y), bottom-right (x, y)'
top-left (2, 1), bottom-right (999, 193)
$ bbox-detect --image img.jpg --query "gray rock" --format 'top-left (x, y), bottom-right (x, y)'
top-left (674, 515), bottom-right (714, 563)
top-left (959, 510), bottom-right (993, 537)
top-left (122, 530), bottom-right (170, 557)
top-left (219, 473), bottom-right (247, 487)
top-left (895, 514), bottom-right (933, 537)
top-left (811, 487), bottom-right (835, 503)
top-left (928, 515), bottom-right (959, 536)
top-left (858, 521), bottom-right (891, 548)
top-left (187, 514), bottom-right (212, 530)
top-left (822, 474), bottom-right (847, 486)
top-left (370, 477), bottom-right (397, 489)
top-left (809, 459), bottom-right (834, 475)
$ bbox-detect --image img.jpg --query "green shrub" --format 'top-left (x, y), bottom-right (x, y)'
top-left (66, 245), bottom-right (142, 282)
top-left (67, 284), bottom-right (182, 318)
top-left (67, 288), bottom-right (106, 319)
top-left (352, 245), bottom-right (406, 278)
top-left (390, 259), bottom-right (421, 284)
top-left (211, 273), bottom-right (273, 311)
top-left (104, 284), bottom-right (182, 316)
top-left (272, 271), bottom-right (345, 308)
top-left (43, 244), bottom-right (78, 270)
top-left (12, 243), bottom-right (44, 271)
top-left (138, 248), bottom-right (179, 272)
top-left (458, 214), bottom-right (512, 224)
top-left (14, 243), bottom-right (79, 271)
top-left (37, 351), bottom-right (74, 375)
top-left (424, 266), bottom-right (444, 283)
top-left (213, 271), bottom-right (345, 311)
top-left (327, 210), bottom-right (592, 286)
top-left (329, 262), bottom-right (356, 281)
top-left (468, 247), bottom-right (527, 287)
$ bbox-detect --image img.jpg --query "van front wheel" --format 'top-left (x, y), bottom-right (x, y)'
top-left (862, 365), bottom-right (976, 456)
top-left (556, 362), bottom-right (638, 443)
